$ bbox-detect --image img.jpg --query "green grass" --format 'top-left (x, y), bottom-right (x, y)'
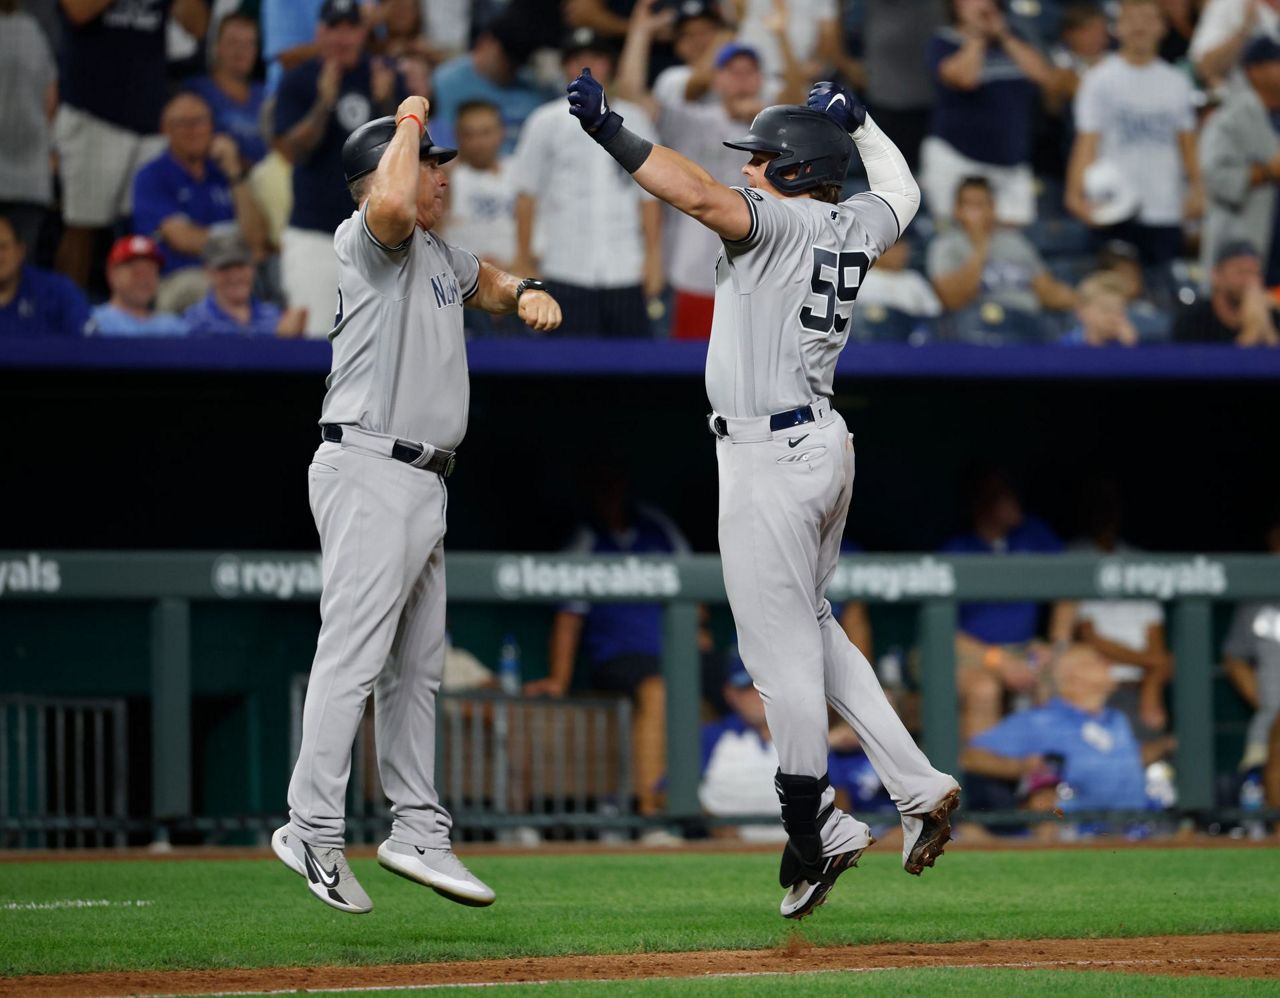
top-left (1, 848), bottom-right (1278, 976)
top-left (287, 969), bottom-right (1280, 997)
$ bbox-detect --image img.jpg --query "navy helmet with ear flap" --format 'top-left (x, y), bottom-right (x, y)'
top-left (723, 105), bottom-right (853, 195)
top-left (342, 116), bottom-right (457, 184)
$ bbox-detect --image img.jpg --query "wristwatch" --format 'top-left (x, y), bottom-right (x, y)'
top-left (515, 278), bottom-right (547, 301)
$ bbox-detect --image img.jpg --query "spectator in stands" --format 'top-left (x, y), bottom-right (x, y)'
top-left (186, 14), bottom-right (269, 168)
top-left (0, 214), bottom-right (89, 337)
top-left (921, 0), bottom-right (1055, 225)
top-left (133, 93), bottom-right (268, 314)
top-left (0, 0), bottom-right (57, 254)
top-left (961, 644), bottom-right (1171, 834)
top-left (927, 176), bottom-right (1077, 315)
top-left (524, 459), bottom-right (691, 824)
top-left (699, 654), bottom-right (788, 842)
top-left (183, 231), bottom-right (307, 336)
top-left (942, 467), bottom-right (1068, 740)
top-left (1200, 37), bottom-right (1280, 284)
top-left (1067, 480), bottom-right (1171, 741)
top-left (1173, 240), bottom-right (1280, 343)
top-left (1066, 0), bottom-right (1203, 267)
top-left (1059, 271), bottom-right (1139, 345)
top-left (1191, 0), bottom-right (1280, 90)
top-left (856, 240), bottom-right (944, 318)
top-left (421, 0), bottom-right (474, 63)
top-left (734, 0), bottom-right (842, 82)
top-left (431, 14), bottom-right (546, 154)
top-left (88, 235), bottom-right (189, 337)
top-left (369, 0), bottom-right (434, 96)
top-left (1047, 2), bottom-right (1112, 111)
top-left (274, 0), bottom-right (405, 336)
top-left (261, 0), bottom-right (325, 92)
top-left (1097, 239), bottom-right (1147, 302)
top-left (441, 101), bottom-right (517, 272)
top-left (650, 0), bottom-right (731, 107)
top-left (513, 28), bottom-right (662, 337)
top-left (53, 0), bottom-right (209, 291)
top-left (827, 719), bottom-right (895, 825)
top-left (1158, 0), bottom-right (1202, 62)
top-left (860, 0), bottom-right (946, 172)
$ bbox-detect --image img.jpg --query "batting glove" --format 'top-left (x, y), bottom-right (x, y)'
top-left (567, 68), bottom-right (624, 142)
top-left (808, 81), bottom-right (866, 133)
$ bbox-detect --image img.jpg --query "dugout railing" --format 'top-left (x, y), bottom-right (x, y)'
top-left (1, 550), bottom-right (1278, 842)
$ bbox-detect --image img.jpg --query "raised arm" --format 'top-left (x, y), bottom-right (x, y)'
top-left (364, 96), bottom-right (431, 247)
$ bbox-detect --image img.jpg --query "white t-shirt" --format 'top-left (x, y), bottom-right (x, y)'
top-left (855, 267), bottom-right (943, 317)
top-left (441, 159), bottom-right (517, 267)
top-left (698, 724), bottom-right (788, 843)
top-left (734, 0), bottom-right (837, 78)
top-left (1074, 55), bottom-right (1196, 226)
top-left (1075, 599), bottom-right (1165, 683)
top-left (1190, 0), bottom-right (1280, 90)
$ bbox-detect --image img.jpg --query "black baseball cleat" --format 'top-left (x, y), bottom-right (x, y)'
top-left (902, 785), bottom-right (961, 876)
top-left (778, 836), bottom-right (874, 920)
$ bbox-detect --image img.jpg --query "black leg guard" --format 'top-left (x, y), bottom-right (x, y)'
top-left (775, 770), bottom-right (834, 888)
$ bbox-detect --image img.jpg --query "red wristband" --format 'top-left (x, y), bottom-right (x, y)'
top-left (396, 113), bottom-right (424, 134)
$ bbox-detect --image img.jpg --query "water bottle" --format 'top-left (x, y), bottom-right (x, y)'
top-left (1240, 769), bottom-right (1266, 841)
top-left (498, 634), bottom-right (521, 694)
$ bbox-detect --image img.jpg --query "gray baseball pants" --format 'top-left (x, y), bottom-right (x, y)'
top-left (286, 427), bottom-right (453, 849)
top-left (715, 400), bottom-right (955, 855)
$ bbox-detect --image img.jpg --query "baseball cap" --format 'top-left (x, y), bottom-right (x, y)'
top-left (672, 0), bottom-right (723, 27)
top-left (1243, 35), bottom-right (1280, 66)
top-left (106, 234), bottom-right (162, 268)
top-left (318, 0), bottom-right (361, 26)
top-left (203, 228), bottom-right (253, 269)
top-left (561, 26), bottom-right (617, 60)
top-left (714, 41), bottom-right (759, 70)
top-left (1214, 239), bottom-right (1261, 266)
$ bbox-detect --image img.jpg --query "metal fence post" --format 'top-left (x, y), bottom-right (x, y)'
top-left (662, 599), bottom-right (701, 822)
top-left (151, 598), bottom-right (191, 830)
top-left (918, 599), bottom-right (960, 779)
top-left (1171, 598), bottom-right (1214, 811)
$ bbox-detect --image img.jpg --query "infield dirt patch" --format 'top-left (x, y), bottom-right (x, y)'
top-left (4, 932), bottom-right (1278, 996)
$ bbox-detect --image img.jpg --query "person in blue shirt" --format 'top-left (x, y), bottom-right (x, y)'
top-left (183, 230), bottom-right (307, 336)
top-left (0, 214), bottom-right (89, 337)
top-left (942, 467), bottom-right (1070, 740)
top-left (89, 235), bottom-right (190, 337)
top-left (260, 0), bottom-right (325, 94)
top-left (132, 92), bottom-right (268, 314)
top-left (961, 644), bottom-right (1174, 837)
top-left (186, 15), bottom-right (269, 166)
top-left (921, 0), bottom-right (1054, 226)
top-left (431, 14), bottom-right (549, 155)
top-left (525, 460), bottom-right (690, 820)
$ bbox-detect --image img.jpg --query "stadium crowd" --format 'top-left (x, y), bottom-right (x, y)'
top-left (3, 0), bottom-right (1280, 345)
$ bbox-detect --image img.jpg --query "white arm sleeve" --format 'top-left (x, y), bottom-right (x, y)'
top-left (850, 112), bottom-right (921, 236)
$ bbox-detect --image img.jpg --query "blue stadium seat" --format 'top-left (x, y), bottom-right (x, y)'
top-left (947, 303), bottom-right (1057, 345)
top-left (1130, 302), bottom-right (1172, 343)
top-left (1048, 253), bottom-right (1095, 286)
top-left (1027, 216), bottom-right (1093, 257)
top-left (852, 305), bottom-right (936, 345)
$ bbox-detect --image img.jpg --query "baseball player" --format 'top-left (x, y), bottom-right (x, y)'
top-left (272, 95), bottom-right (561, 914)
top-left (566, 72), bottom-right (960, 918)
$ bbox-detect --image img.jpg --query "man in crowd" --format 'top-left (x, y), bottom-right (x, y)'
top-left (651, 0), bottom-right (730, 107)
top-left (513, 28), bottom-right (662, 337)
top-left (187, 13), bottom-right (269, 167)
top-left (274, 0), bottom-right (404, 335)
top-left (133, 93), bottom-right (268, 313)
top-left (1191, 0), bottom-right (1280, 90)
top-left (1059, 272), bottom-right (1139, 346)
top-left (183, 231), bottom-right (307, 336)
top-left (1173, 241), bottom-right (1280, 344)
top-left (54, 0), bottom-right (209, 290)
top-left (0, 214), bottom-right (89, 336)
top-left (928, 176), bottom-right (1077, 316)
top-left (1066, 0), bottom-right (1202, 265)
top-left (440, 101), bottom-right (517, 273)
top-left (89, 235), bottom-right (189, 336)
top-left (0, 0), bottom-right (57, 253)
top-left (861, 0), bottom-right (946, 172)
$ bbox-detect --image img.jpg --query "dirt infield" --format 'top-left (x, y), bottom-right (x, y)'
top-left (5, 933), bottom-right (1279, 996)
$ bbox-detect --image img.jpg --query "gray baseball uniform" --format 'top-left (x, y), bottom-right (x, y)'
top-left (711, 122), bottom-right (956, 857)
top-left (286, 204), bottom-right (479, 850)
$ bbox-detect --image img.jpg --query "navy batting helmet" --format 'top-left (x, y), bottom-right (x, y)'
top-left (723, 105), bottom-right (852, 195)
top-left (342, 116), bottom-right (456, 184)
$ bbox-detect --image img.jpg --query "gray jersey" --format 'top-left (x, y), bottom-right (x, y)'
top-left (319, 205), bottom-right (480, 450)
top-left (706, 188), bottom-right (900, 418)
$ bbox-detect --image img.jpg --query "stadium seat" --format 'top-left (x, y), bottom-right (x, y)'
top-left (1130, 302), bottom-right (1172, 342)
top-left (1027, 216), bottom-right (1093, 257)
top-left (851, 305), bottom-right (936, 345)
top-left (947, 303), bottom-right (1056, 345)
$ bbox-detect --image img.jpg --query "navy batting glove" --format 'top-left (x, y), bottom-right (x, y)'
top-left (808, 81), bottom-right (866, 133)
top-left (567, 67), bottom-right (624, 142)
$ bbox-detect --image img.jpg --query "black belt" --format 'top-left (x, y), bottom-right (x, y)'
top-left (321, 424), bottom-right (457, 477)
top-left (710, 404), bottom-right (819, 439)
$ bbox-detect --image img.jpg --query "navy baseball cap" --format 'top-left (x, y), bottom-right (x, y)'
top-left (1243, 35), bottom-right (1280, 66)
top-left (319, 0), bottom-right (361, 25)
top-left (672, 0), bottom-right (723, 26)
top-left (714, 41), bottom-right (759, 69)
top-left (1215, 239), bottom-right (1260, 266)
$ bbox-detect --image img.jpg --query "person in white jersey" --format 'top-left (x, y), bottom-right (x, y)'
top-left (271, 95), bottom-right (561, 915)
top-left (565, 70), bottom-right (960, 919)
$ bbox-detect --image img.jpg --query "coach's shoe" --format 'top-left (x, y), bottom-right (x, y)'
top-left (271, 825), bottom-right (373, 914)
top-left (377, 839), bottom-right (496, 907)
top-left (901, 783), bottom-right (961, 876)
top-left (779, 838), bottom-right (874, 920)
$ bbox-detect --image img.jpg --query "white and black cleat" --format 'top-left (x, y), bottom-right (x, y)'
top-left (377, 839), bottom-right (496, 907)
top-left (902, 784), bottom-right (961, 876)
top-left (271, 825), bottom-right (373, 914)
top-left (779, 839), bottom-right (873, 920)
